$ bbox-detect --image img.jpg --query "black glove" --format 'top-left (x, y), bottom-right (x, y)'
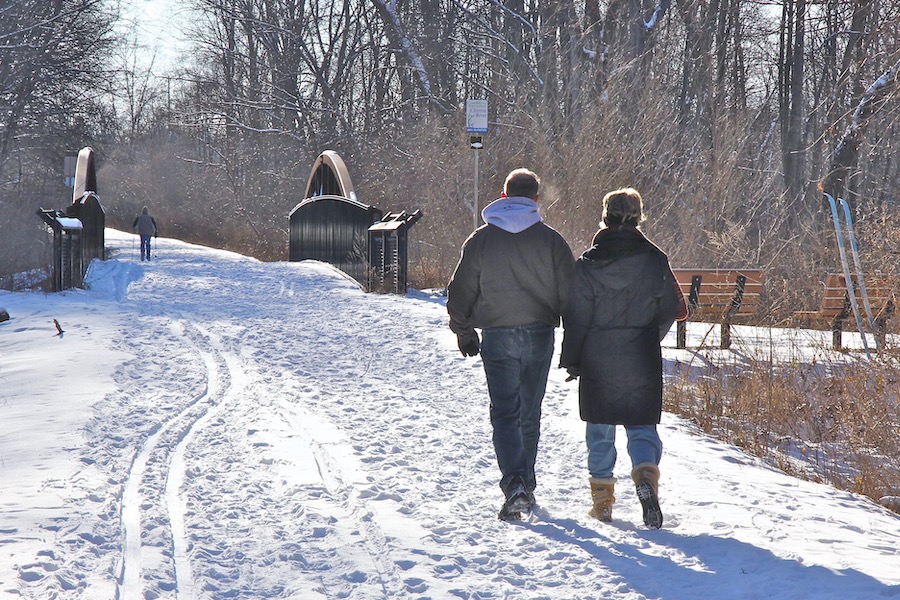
top-left (457, 332), bottom-right (480, 357)
top-left (565, 366), bottom-right (580, 382)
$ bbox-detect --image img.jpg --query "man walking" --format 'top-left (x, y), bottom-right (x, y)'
top-left (447, 168), bottom-right (574, 521)
top-left (132, 206), bottom-right (158, 261)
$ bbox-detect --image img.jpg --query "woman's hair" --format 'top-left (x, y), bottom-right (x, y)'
top-left (601, 187), bottom-right (645, 227)
top-left (504, 168), bottom-right (540, 199)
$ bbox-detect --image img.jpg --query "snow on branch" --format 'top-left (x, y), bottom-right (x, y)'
top-left (484, 0), bottom-right (539, 40)
top-left (451, 0), bottom-right (544, 86)
top-left (851, 57), bottom-right (900, 130)
top-left (644, 0), bottom-right (671, 30)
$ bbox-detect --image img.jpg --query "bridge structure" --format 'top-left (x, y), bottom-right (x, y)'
top-left (289, 151), bottom-right (421, 293)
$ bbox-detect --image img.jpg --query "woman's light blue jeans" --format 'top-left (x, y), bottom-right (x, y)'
top-left (586, 423), bottom-right (662, 479)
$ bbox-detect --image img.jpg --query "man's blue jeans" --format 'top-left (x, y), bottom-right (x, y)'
top-left (480, 323), bottom-right (554, 493)
top-left (140, 235), bottom-right (152, 260)
top-left (586, 423), bottom-right (662, 479)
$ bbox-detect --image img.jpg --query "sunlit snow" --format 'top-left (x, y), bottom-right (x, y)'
top-left (1, 229), bottom-right (898, 599)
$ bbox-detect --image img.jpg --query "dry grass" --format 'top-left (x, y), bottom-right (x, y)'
top-left (665, 342), bottom-right (900, 514)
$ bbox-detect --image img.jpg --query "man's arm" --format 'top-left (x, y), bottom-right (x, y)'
top-left (447, 237), bottom-right (480, 331)
top-left (554, 235), bottom-right (576, 317)
top-left (446, 235), bottom-right (481, 355)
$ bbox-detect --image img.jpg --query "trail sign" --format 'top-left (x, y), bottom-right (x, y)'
top-left (465, 100), bottom-right (488, 231)
top-left (466, 100), bottom-right (488, 133)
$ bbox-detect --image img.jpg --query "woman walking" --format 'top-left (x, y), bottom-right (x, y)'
top-left (560, 187), bottom-right (686, 529)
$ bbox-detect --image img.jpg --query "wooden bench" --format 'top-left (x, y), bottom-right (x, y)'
top-left (672, 269), bottom-right (764, 349)
top-left (793, 273), bottom-right (896, 350)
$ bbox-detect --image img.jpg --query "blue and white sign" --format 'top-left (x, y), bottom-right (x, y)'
top-left (466, 99), bottom-right (489, 133)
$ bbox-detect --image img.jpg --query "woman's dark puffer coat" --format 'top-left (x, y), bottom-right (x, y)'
top-left (560, 226), bottom-right (686, 426)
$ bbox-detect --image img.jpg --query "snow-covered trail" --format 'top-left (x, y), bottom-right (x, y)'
top-left (2, 229), bottom-right (899, 599)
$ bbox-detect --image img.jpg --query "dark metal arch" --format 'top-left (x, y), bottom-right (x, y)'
top-left (289, 151), bottom-right (421, 293)
top-left (290, 151), bottom-right (382, 287)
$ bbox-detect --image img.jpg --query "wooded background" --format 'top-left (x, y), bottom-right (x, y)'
top-left (2, 0), bottom-right (899, 325)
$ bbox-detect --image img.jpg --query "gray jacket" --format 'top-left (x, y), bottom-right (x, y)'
top-left (133, 213), bottom-right (157, 237)
top-left (447, 197), bottom-right (574, 337)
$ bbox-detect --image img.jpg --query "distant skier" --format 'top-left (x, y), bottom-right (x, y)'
top-left (447, 168), bottom-right (575, 521)
top-left (560, 187), bottom-right (687, 529)
top-left (132, 206), bottom-right (158, 261)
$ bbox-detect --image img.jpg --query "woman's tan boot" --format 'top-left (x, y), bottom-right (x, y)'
top-left (588, 477), bottom-right (616, 521)
top-left (631, 463), bottom-right (662, 529)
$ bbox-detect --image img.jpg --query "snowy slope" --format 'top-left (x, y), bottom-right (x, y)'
top-left (0, 229), bottom-right (898, 599)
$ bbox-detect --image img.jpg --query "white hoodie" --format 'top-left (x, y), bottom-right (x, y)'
top-left (481, 196), bottom-right (542, 233)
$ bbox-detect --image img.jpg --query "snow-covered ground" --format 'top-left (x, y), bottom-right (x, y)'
top-left (1, 229), bottom-right (898, 599)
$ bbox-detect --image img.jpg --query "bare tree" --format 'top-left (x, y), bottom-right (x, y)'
top-left (0, 0), bottom-right (115, 166)
top-left (0, 0), bottom-right (115, 288)
top-left (778, 0), bottom-right (807, 220)
top-left (97, 0), bottom-right (900, 311)
top-left (102, 33), bottom-right (168, 146)
top-left (821, 56), bottom-right (900, 211)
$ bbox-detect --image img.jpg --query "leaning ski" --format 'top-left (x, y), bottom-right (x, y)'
top-left (838, 197), bottom-right (882, 354)
top-left (824, 193), bottom-right (871, 357)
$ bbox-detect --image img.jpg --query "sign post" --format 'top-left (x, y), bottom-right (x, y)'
top-left (466, 100), bottom-right (488, 231)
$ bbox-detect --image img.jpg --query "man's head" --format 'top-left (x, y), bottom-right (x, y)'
top-left (602, 187), bottom-right (645, 227)
top-left (503, 168), bottom-right (540, 200)
top-left (142, 206), bottom-right (149, 215)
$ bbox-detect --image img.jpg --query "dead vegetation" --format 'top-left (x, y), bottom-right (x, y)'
top-left (665, 339), bottom-right (900, 514)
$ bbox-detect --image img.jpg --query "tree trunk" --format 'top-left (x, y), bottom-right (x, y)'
top-left (821, 57), bottom-right (900, 211)
top-left (779, 0), bottom-right (807, 219)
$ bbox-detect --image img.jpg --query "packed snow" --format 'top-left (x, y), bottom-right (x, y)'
top-left (1, 229), bottom-right (898, 599)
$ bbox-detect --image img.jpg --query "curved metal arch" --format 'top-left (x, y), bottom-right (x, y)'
top-left (303, 150), bottom-right (356, 201)
top-left (73, 146), bottom-right (97, 202)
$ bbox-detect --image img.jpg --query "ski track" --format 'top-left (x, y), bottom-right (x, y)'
top-left (163, 323), bottom-right (231, 600)
top-left (115, 253), bottom-right (419, 599)
top-left (173, 303), bottom-right (416, 598)
top-left (118, 321), bottom-right (230, 600)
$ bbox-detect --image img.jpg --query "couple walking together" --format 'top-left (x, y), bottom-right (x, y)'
top-left (447, 168), bottom-right (687, 527)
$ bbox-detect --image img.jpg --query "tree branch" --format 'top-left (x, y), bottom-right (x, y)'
top-left (820, 56), bottom-right (900, 202)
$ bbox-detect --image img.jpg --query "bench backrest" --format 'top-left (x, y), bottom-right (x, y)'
top-left (672, 269), bottom-right (764, 319)
top-left (816, 273), bottom-right (897, 319)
